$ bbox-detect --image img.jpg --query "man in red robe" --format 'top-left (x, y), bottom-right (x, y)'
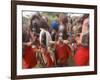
top-left (73, 14), bottom-right (89, 66)
top-left (22, 24), bottom-right (38, 68)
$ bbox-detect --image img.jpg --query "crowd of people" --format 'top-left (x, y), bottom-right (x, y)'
top-left (22, 12), bottom-right (89, 69)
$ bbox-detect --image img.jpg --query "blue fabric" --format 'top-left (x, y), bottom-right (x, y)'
top-left (51, 20), bottom-right (59, 30)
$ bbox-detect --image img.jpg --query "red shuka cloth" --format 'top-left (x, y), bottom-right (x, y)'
top-left (23, 46), bottom-right (37, 68)
top-left (43, 52), bottom-right (54, 67)
top-left (73, 46), bottom-right (89, 66)
top-left (55, 43), bottom-right (71, 65)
